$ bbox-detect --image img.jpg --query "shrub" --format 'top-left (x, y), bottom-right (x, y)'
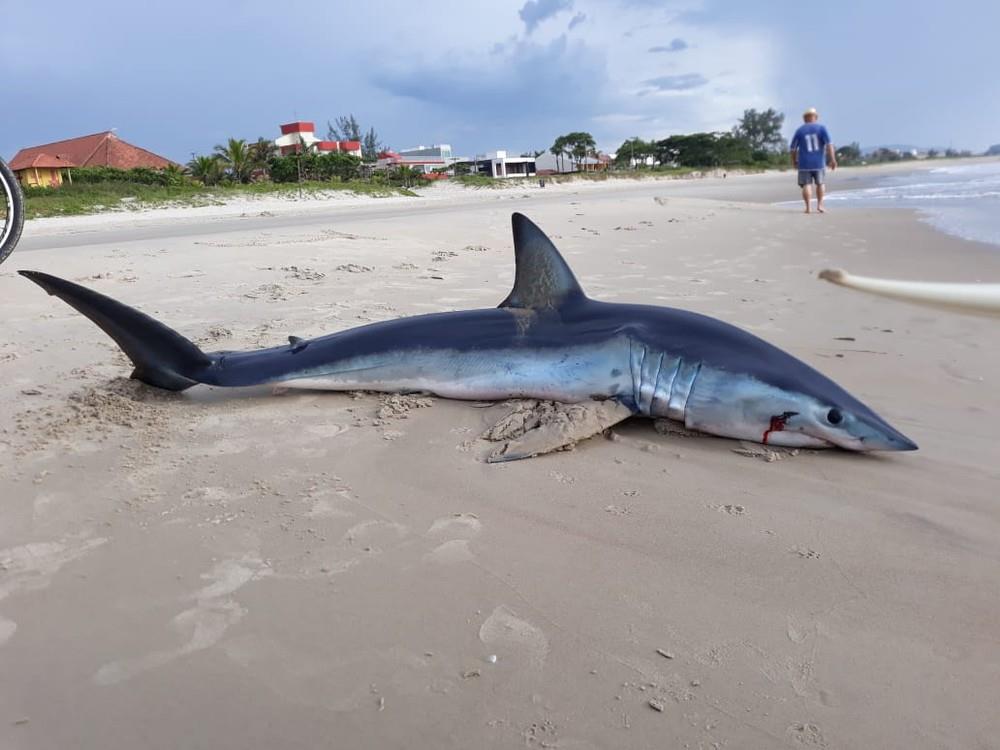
top-left (69, 165), bottom-right (188, 187)
top-left (268, 152), bottom-right (362, 183)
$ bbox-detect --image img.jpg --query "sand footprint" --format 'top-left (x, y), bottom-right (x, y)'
top-left (93, 556), bottom-right (271, 686)
top-left (304, 497), bottom-right (354, 519)
top-left (787, 722), bottom-right (828, 748)
top-left (424, 514), bottom-right (481, 564)
top-left (427, 513), bottom-right (482, 537)
top-left (0, 616), bottom-right (16, 646)
top-left (424, 539), bottom-right (474, 564)
top-left (479, 606), bottom-right (549, 670)
top-left (342, 519), bottom-right (408, 551)
top-left (0, 534), bottom-right (108, 648)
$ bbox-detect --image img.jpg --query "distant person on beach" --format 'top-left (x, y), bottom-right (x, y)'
top-left (790, 107), bottom-right (837, 213)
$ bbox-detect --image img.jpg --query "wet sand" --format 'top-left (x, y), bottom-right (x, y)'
top-left (2, 169), bottom-right (999, 749)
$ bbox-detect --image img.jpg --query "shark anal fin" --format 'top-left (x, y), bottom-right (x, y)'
top-left (499, 213), bottom-right (587, 312)
top-left (288, 336), bottom-right (309, 353)
top-left (484, 399), bottom-right (634, 463)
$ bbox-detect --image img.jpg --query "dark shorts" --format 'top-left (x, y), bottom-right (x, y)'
top-left (798, 169), bottom-right (825, 187)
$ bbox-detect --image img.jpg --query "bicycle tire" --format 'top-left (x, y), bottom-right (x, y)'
top-left (1, 157), bottom-right (25, 266)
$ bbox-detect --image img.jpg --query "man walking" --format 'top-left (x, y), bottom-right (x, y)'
top-left (790, 107), bottom-right (837, 213)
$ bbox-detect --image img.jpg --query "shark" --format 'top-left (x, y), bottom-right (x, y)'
top-left (19, 213), bottom-right (917, 460)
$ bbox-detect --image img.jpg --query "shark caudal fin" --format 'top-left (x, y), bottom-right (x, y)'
top-left (19, 271), bottom-right (211, 391)
top-left (500, 213), bottom-right (587, 311)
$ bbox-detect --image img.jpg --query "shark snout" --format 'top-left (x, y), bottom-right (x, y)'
top-left (854, 418), bottom-right (918, 452)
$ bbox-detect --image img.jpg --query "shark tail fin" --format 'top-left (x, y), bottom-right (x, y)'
top-left (19, 270), bottom-right (212, 391)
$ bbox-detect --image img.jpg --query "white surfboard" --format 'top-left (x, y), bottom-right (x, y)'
top-left (818, 269), bottom-right (1000, 317)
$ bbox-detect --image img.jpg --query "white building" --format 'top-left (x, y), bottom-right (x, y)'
top-left (475, 150), bottom-right (537, 179)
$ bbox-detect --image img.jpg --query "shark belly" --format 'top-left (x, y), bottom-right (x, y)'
top-left (275, 342), bottom-right (633, 403)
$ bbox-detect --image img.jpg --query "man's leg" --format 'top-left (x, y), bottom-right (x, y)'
top-left (815, 169), bottom-right (827, 212)
top-left (798, 170), bottom-right (813, 213)
top-left (799, 169), bottom-right (812, 213)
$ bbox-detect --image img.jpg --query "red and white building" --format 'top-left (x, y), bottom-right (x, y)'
top-left (275, 121), bottom-right (362, 158)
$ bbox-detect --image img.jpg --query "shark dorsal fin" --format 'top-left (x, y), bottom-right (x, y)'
top-left (288, 335), bottom-right (309, 353)
top-left (499, 213), bottom-right (586, 311)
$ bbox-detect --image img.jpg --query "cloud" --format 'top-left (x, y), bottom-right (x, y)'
top-left (568, 11), bottom-right (586, 30)
top-left (649, 37), bottom-right (687, 53)
top-left (519, 0), bottom-right (574, 34)
top-left (0, 0), bottom-right (790, 162)
top-left (642, 73), bottom-right (708, 91)
top-left (371, 35), bottom-right (607, 119)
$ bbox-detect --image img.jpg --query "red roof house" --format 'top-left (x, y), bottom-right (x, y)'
top-left (9, 131), bottom-right (176, 188)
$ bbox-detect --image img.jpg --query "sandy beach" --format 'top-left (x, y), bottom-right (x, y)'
top-left (2, 168), bottom-right (999, 749)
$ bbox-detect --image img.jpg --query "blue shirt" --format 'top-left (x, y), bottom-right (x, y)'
top-left (790, 123), bottom-right (831, 170)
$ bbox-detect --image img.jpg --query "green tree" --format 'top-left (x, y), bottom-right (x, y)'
top-left (389, 165), bottom-right (421, 188)
top-left (249, 138), bottom-right (278, 179)
top-left (655, 133), bottom-right (750, 167)
top-left (329, 116), bottom-right (382, 161)
top-left (549, 135), bottom-right (568, 172)
top-left (328, 114), bottom-right (362, 141)
top-left (268, 155), bottom-right (300, 183)
top-left (161, 163), bottom-right (187, 187)
top-left (835, 142), bottom-right (863, 165)
top-left (571, 132), bottom-right (597, 170)
top-left (361, 127), bottom-right (383, 161)
top-left (188, 155), bottom-right (224, 186)
top-left (213, 138), bottom-right (252, 183)
top-left (872, 147), bottom-right (902, 163)
top-left (733, 108), bottom-right (786, 154)
top-left (317, 152), bottom-right (362, 181)
top-left (614, 137), bottom-right (655, 168)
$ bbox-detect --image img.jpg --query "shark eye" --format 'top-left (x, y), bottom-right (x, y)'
top-left (827, 408), bottom-right (843, 425)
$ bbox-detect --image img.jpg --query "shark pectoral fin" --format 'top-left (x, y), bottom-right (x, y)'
top-left (485, 399), bottom-right (634, 463)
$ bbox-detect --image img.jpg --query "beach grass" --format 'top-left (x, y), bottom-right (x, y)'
top-left (24, 180), bottom-right (416, 219)
top-left (424, 165), bottom-right (777, 191)
top-left (23, 163), bottom-right (785, 219)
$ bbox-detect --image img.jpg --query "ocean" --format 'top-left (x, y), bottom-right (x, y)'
top-left (824, 160), bottom-right (1000, 247)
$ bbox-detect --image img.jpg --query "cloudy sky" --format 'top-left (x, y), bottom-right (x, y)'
top-left (2, 0), bottom-right (997, 162)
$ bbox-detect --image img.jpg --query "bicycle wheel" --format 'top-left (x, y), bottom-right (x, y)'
top-left (1, 157), bottom-right (25, 266)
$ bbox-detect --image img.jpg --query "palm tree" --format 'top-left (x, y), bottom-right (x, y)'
top-left (213, 138), bottom-right (251, 183)
top-left (248, 137), bottom-right (277, 180)
top-left (394, 165), bottom-right (420, 188)
top-left (161, 163), bottom-right (186, 186)
top-left (187, 155), bottom-right (223, 186)
top-left (550, 135), bottom-right (567, 173)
